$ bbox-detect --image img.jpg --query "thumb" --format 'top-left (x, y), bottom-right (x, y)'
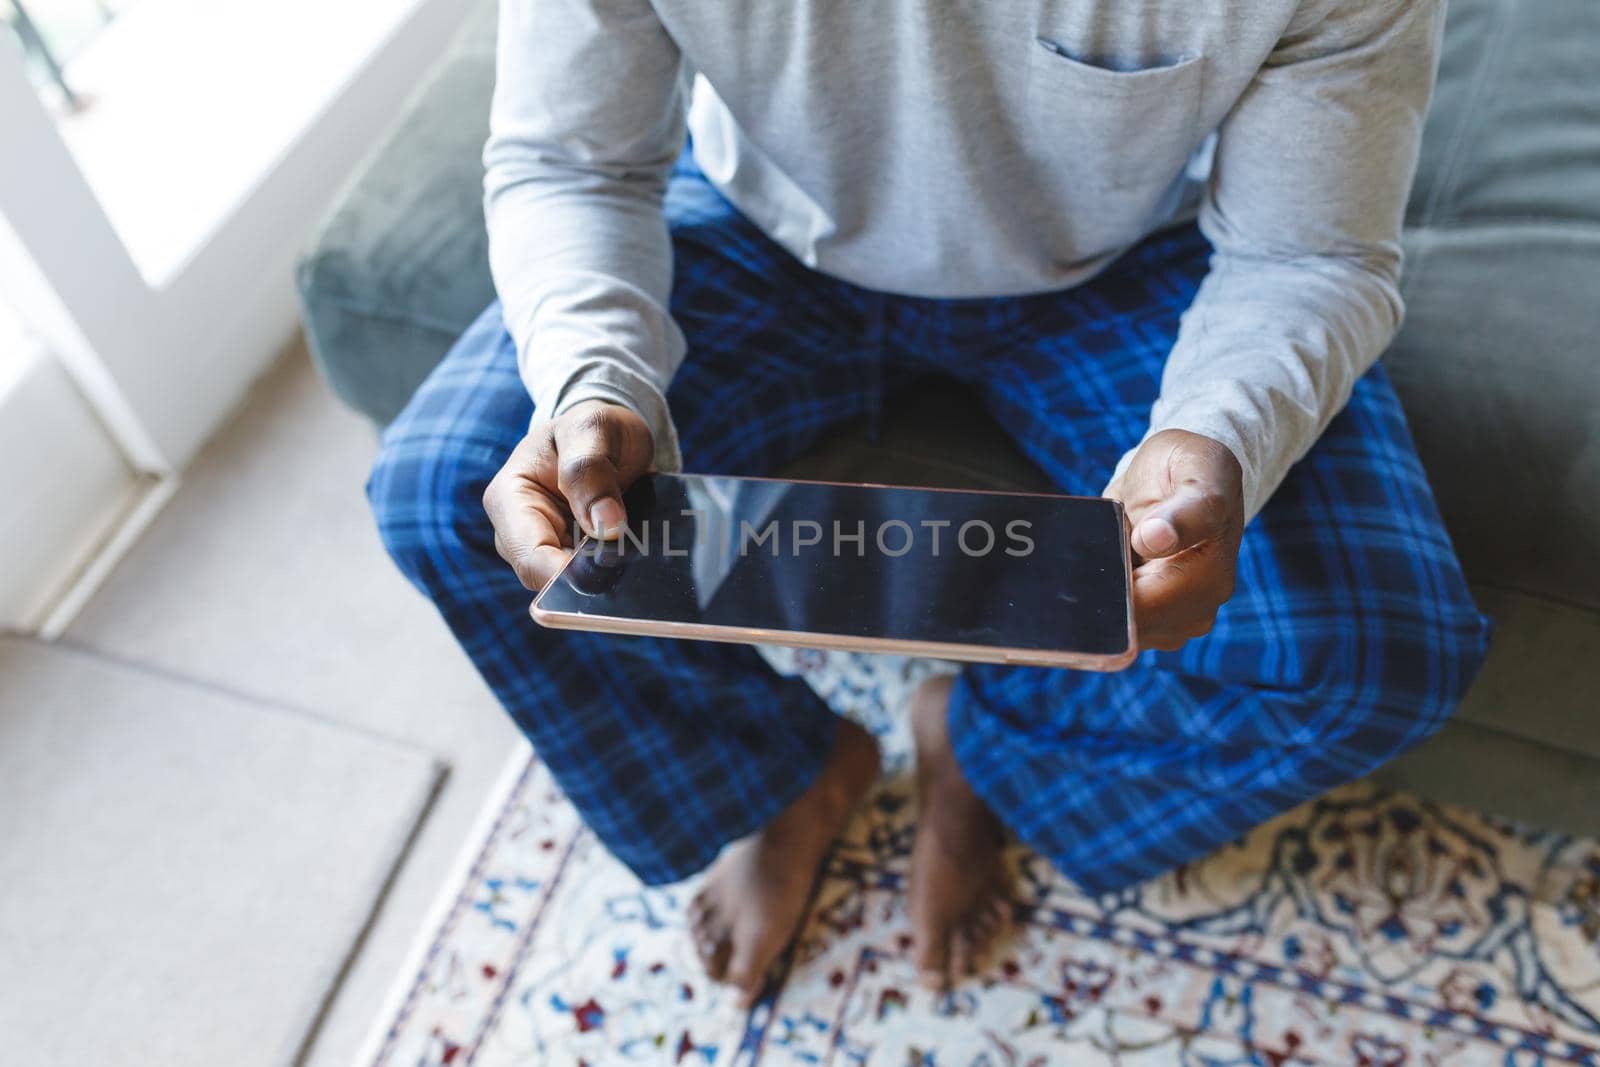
top-left (1130, 486), bottom-right (1231, 560)
top-left (552, 402), bottom-right (654, 540)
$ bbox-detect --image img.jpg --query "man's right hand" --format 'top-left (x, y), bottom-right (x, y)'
top-left (482, 399), bottom-right (655, 593)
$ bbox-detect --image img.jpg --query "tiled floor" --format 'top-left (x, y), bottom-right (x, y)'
top-left (3, 338), bottom-right (519, 1067)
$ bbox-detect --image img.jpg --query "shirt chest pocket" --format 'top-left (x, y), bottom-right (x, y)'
top-left (1025, 37), bottom-right (1205, 193)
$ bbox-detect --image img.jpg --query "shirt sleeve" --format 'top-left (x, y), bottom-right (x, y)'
top-left (1111, 0), bottom-right (1446, 521)
top-left (484, 0), bottom-right (688, 472)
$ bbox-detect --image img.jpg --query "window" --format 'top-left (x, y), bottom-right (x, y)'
top-left (3, 0), bottom-right (136, 107)
top-left (0, 0), bottom-right (471, 629)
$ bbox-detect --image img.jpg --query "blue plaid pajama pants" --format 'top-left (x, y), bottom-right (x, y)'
top-left (370, 158), bottom-right (1491, 895)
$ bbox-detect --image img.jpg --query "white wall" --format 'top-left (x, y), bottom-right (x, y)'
top-left (0, 343), bottom-right (145, 629)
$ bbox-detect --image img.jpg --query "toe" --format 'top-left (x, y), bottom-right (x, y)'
top-left (971, 899), bottom-right (1010, 961)
top-left (908, 870), bottom-right (956, 990)
top-left (688, 901), bottom-right (721, 966)
top-left (731, 977), bottom-right (762, 1008)
top-left (974, 898), bottom-right (1006, 939)
top-left (691, 908), bottom-right (732, 981)
top-left (701, 932), bottom-right (732, 982)
top-left (689, 894), bottom-right (716, 935)
top-left (949, 925), bottom-right (975, 980)
top-left (911, 919), bottom-right (951, 990)
top-left (725, 934), bottom-right (769, 1006)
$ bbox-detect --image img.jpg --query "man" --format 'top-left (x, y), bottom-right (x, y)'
top-left (370, 0), bottom-right (1490, 1001)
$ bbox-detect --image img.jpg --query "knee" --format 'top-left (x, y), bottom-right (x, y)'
top-left (1291, 604), bottom-right (1491, 759)
top-left (367, 418), bottom-right (498, 596)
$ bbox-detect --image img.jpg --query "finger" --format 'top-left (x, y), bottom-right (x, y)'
top-left (494, 535), bottom-right (571, 593)
top-left (1137, 615), bottom-right (1214, 652)
top-left (483, 458), bottom-right (574, 591)
top-left (1131, 486), bottom-right (1232, 560)
top-left (1131, 554), bottom-right (1227, 650)
top-left (552, 405), bottom-right (653, 539)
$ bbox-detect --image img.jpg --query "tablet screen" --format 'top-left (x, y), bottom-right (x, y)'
top-left (534, 472), bottom-right (1132, 661)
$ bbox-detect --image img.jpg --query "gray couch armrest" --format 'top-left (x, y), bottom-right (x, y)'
top-left (295, 0), bottom-right (499, 426)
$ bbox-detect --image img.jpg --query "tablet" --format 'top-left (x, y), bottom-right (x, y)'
top-left (532, 472), bottom-right (1137, 669)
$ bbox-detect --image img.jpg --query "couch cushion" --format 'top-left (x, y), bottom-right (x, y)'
top-left (1452, 584), bottom-right (1600, 761)
top-left (1387, 0), bottom-right (1600, 610)
top-left (1373, 718), bottom-right (1600, 839)
top-left (296, 0), bottom-right (498, 425)
top-left (1407, 0), bottom-right (1600, 231)
top-left (1387, 227), bottom-right (1600, 610)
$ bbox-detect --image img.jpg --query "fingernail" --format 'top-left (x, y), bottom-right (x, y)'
top-left (1138, 516), bottom-right (1180, 555)
top-left (588, 498), bottom-right (624, 536)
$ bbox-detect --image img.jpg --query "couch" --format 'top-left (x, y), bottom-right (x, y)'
top-left (297, 0), bottom-right (1600, 834)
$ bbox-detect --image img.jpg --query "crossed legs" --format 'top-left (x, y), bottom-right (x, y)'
top-left (371, 178), bottom-right (1486, 1003)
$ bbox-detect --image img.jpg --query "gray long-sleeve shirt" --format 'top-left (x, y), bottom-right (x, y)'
top-left (485, 0), bottom-right (1443, 520)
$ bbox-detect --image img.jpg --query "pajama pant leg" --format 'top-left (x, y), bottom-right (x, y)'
top-left (936, 225), bottom-right (1492, 896)
top-left (367, 161), bottom-right (884, 886)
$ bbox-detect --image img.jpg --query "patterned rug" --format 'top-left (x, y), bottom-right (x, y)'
top-left (365, 651), bottom-right (1600, 1066)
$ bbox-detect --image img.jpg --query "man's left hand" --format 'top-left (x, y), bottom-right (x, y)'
top-left (1104, 429), bottom-right (1245, 652)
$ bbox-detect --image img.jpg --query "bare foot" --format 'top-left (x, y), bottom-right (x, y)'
top-left (907, 674), bottom-right (1011, 990)
top-left (688, 717), bottom-right (879, 1005)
